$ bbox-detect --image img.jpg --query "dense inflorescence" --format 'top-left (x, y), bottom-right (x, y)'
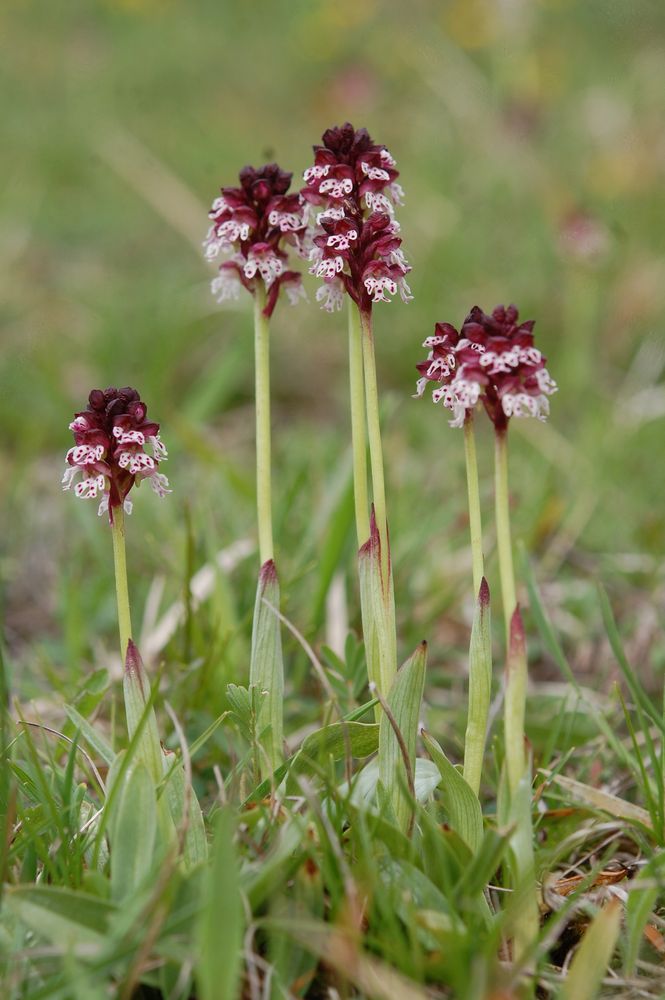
top-left (302, 122), bottom-right (411, 313)
top-left (62, 387), bottom-right (170, 521)
top-left (203, 163), bottom-right (307, 318)
top-left (415, 304), bottom-right (557, 431)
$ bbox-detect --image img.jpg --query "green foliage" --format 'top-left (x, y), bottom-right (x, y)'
top-left (195, 809), bottom-right (243, 1000)
top-left (248, 562), bottom-right (284, 778)
top-left (3, 1), bottom-right (665, 997)
top-left (378, 642), bottom-right (427, 833)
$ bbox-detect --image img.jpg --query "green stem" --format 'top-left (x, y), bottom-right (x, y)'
top-left (254, 284), bottom-right (274, 565)
top-left (359, 308), bottom-right (388, 576)
top-left (494, 429), bottom-right (517, 639)
top-left (111, 507), bottom-right (133, 662)
top-left (348, 302), bottom-right (370, 546)
top-left (463, 414), bottom-right (484, 597)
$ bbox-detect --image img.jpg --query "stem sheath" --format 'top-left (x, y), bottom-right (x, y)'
top-left (348, 303), bottom-right (370, 546)
top-left (254, 284), bottom-right (274, 565)
top-left (111, 507), bottom-right (133, 661)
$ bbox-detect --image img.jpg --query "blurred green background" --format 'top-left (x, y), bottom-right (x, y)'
top-left (2, 0), bottom-right (665, 700)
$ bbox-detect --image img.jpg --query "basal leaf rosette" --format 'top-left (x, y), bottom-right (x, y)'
top-left (302, 122), bottom-right (411, 314)
top-left (62, 387), bottom-right (170, 522)
top-left (415, 304), bottom-right (557, 432)
top-left (203, 162), bottom-right (308, 318)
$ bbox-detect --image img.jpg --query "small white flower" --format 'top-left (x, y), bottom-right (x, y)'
top-left (398, 277), bottom-right (413, 303)
top-left (364, 191), bottom-right (394, 215)
top-left (268, 209), bottom-right (304, 232)
top-left (536, 368), bottom-right (557, 395)
top-left (501, 392), bottom-right (549, 420)
top-left (326, 230), bottom-right (358, 251)
top-left (150, 472), bottom-right (171, 498)
top-left (364, 275), bottom-right (397, 303)
top-left (319, 177), bottom-right (354, 198)
top-left (211, 268), bottom-right (242, 304)
top-left (150, 435), bottom-right (168, 460)
top-left (113, 427), bottom-right (145, 446)
top-left (316, 281), bottom-right (345, 312)
top-left (316, 205), bottom-right (345, 224)
top-left (311, 256), bottom-right (344, 279)
top-left (303, 164), bottom-right (330, 183)
top-left (413, 376), bottom-right (428, 399)
top-left (75, 475), bottom-right (106, 499)
top-left (360, 161), bottom-right (391, 182)
top-left (244, 248), bottom-right (284, 287)
top-left (61, 466), bottom-right (78, 490)
top-left (284, 280), bottom-right (307, 306)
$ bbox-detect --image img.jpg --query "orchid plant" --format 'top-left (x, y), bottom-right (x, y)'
top-left (302, 123), bottom-right (411, 705)
top-left (49, 128), bottom-right (582, 996)
top-left (204, 162), bottom-right (308, 778)
top-left (415, 302), bottom-right (558, 956)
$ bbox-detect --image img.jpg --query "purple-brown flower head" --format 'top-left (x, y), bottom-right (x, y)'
top-left (302, 123), bottom-right (411, 313)
top-left (203, 162), bottom-right (307, 319)
top-left (415, 305), bottom-right (557, 432)
top-left (63, 387), bottom-right (170, 522)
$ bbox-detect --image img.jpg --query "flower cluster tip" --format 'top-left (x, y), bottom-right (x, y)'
top-left (415, 304), bottom-right (556, 431)
top-left (203, 162), bottom-right (307, 318)
top-left (63, 387), bottom-right (170, 522)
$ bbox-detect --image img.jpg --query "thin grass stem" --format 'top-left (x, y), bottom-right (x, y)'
top-left (254, 283), bottom-right (274, 565)
top-left (464, 413), bottom-right (484, 596)
top-left (111, 507), bottom-right (133, 660)
top-left (494, 429), bottom-right (516, 639)
top-left (359, 308), bottom-right (388, 578)
top-left (348, 302), bottom-right (370, 546)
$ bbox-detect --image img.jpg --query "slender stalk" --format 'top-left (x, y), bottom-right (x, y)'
top-left (359, 308), bottom-right (388, 577)
top-left (494, 429), bottom-right (517, 638)
top-left (111, 507), bottom-right (133, 661)
top-left (463, 413), bottom-right (484, 596)
top-left (348, 302), bottom-right (370, 546)
top-left (494, 428), bottom-right (538, 965)
top-left (254, 283), bottom-right (274, 565)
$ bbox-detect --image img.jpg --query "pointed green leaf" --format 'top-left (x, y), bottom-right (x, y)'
top-left (108, 760), bottom-right (157, 903)
top-left (196, 809), bottom-right (243, 1000)
top-left (378, 642), bottom-right (427, 833)
top-left (300, 721), bottom-right (379, 762)
top-left (421, 730), bottom-right (483, 854)
top-left (64, 705), bottom-right (115, 767)
top-left (560, 898), bottom-right (621, 1000)
top-left (123, 640), bottom-right (164, 787)
top-left (6, 886), bottom-right (116, 955)
top-left (163, 750), bottom-right (207, 868)
top-left (463, 577), bottom-right (492, 796)
top-left (358, 510), bottom-right (397, 700)
top-left (249, 560), bottom-right (284, 776)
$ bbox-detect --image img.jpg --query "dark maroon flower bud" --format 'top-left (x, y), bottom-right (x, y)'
top-left (63, 387), bottom-right (170, 522)
top-left (204, 162), bottom-right (307, 318)
top-left (303, 122), bottom-right (410, 314)
top-left (414, 305), bottom-right (557, 431)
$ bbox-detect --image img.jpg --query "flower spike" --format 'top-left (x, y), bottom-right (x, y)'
top-left (63, 386), bottom-right (170, 522)
top-left (204, 163), bottom-right (307, 318)
top-left (415, 304), bottom-right (557, 431)
top-left (302, 122), bottom-right (411, 313)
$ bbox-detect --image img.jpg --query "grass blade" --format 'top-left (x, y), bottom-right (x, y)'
top-left (249, 559), bottom-right (284, 778)
top-left (378, 641), bottom-right (427, 833)
top-left (196, 808), bottom-right (243, 1000)
top-left (559, 899), bottom-right (621, 1000)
